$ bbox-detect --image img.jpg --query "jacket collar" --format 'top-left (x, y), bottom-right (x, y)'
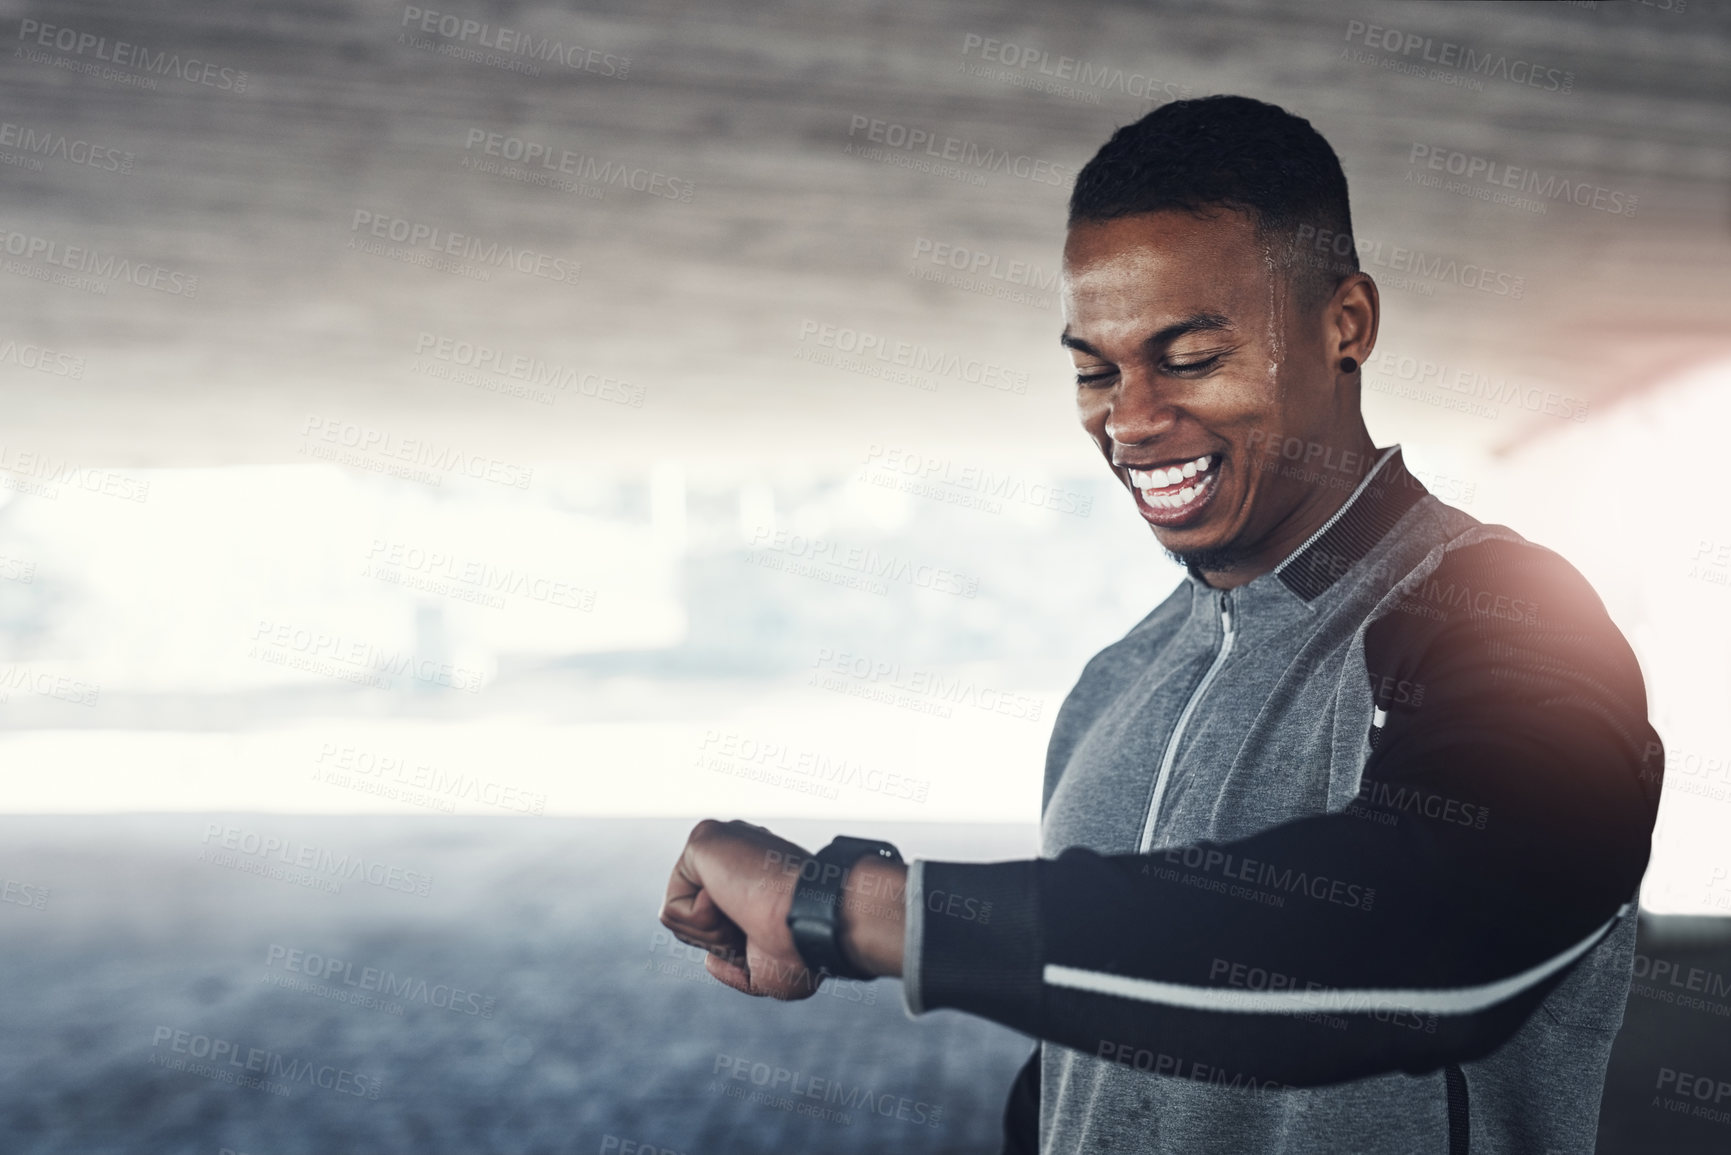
top-left (1185, 445), bottom-right (1431, 605)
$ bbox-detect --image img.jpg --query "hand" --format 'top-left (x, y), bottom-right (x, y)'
top-left (658, 819), bottom-right (822, 999)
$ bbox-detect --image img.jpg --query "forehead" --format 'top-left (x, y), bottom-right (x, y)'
top-left (1060, 210), bottom-right (1271, 335)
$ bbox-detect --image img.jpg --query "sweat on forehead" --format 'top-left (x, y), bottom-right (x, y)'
top-left (1059, 211), bottom-right (1299, 346)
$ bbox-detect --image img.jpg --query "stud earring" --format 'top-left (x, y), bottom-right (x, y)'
top-left (1340, 356), bottom-right (1358, 374)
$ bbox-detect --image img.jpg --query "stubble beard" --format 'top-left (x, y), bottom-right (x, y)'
top-left (1161, 539), bottom-right (1258, 576)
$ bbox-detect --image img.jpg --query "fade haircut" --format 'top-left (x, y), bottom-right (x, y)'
top-left (1068, 95), bottom-right (1358, 308)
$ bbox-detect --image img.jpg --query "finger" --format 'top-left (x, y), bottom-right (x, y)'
top-left (737, 941), bottom-right (823, 1002)
top-left (661, 877), bottom-right (732, 935)
top-left (660, 838), bottom-right (710, 923)
top-left (661, 834), bottom-right (751, 954)
top-left (661, 903), bottom-right (747, 960)
top-left (705, 949), bottom-right (759, 996)
top-left (680, 819), bottom-right (807, 924)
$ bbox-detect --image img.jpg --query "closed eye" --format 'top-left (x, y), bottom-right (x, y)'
top-left (1162, 355), bottom-right (1223, 377)
top-left (1077, 354), bottom-right (1226, 386)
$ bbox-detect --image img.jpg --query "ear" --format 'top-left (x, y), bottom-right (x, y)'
top-left (1329, 273), bottom-right (1380, 373)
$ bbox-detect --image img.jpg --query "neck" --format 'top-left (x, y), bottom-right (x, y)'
top-left (1196, 429), bottom-right (1385, 590)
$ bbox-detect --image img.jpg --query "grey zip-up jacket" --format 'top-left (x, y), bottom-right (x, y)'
top-left (899, 446), bottom-right (1662, 1154)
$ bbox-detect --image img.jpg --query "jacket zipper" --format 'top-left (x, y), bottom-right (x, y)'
top-left (1137, 589), bottom-right (1236, 853)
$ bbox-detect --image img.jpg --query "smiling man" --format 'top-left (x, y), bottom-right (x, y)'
top-left (660, 96), bottom-right (1662, 1154)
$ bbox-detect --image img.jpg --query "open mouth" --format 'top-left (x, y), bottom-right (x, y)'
top-left (1124, 453), bottom-right (1220, 527)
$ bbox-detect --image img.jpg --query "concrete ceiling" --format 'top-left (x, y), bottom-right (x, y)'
top-left (1, 0), bottom-right (1727, 470)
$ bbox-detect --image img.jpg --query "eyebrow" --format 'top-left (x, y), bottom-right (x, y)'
top-left (1059, 312), bottom-right (1234, 359)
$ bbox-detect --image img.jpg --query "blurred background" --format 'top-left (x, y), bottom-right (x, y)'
top-left (1, 0), bottom-right (1728, 1151)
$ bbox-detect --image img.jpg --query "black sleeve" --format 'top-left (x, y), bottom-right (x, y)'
top-left (907, 539), bottom-right (1662, 1089)
top-left (1000, 1047), bottom-right (1040, 1155)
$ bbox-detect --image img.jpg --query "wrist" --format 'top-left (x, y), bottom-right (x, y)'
top-left (838, 857), bottom-right (908, 978)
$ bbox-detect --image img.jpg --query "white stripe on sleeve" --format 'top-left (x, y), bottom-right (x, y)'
top-left (1043, 905), bottom-right (1626, 1018)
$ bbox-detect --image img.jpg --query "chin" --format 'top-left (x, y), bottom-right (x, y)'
top-left (1159, 536), bottom-right (1253, 573)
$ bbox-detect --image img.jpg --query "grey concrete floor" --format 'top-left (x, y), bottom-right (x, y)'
top-left (0, 816), bottom-right (1727, 1152)
top-left (0, 816), bottom-right (1036, 1154)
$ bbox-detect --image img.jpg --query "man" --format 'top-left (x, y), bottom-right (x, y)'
top-left (660, 96), bottom-right (1662, 1153)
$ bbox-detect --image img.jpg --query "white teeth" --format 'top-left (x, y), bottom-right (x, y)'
top-left (1142, 476), bottom-right (1210, 509)
top-left (1130, 454), bottom-right (1216, 497)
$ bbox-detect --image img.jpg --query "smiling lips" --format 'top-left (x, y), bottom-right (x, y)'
top-left (1127, 453), bottom-right (1216, 510)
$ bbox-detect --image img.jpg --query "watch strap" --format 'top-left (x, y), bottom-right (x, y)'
top-left (786, 836), bottom-right (902, 981)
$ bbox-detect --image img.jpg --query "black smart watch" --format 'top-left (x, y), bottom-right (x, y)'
top-left (786, 835), bottom-right (903, 981)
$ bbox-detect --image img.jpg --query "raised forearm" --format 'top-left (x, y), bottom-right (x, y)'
top-left (839, 856), bottom-right (908, 979)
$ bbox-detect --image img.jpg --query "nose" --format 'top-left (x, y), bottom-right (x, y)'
top-left (1103, 370), bottom-right (1179, 452)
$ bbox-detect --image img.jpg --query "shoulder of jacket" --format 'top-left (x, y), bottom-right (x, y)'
top-left (1372, 524), bottom-right (1615, 644)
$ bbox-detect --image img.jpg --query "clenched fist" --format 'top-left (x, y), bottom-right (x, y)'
top-left (658, 819), bottom-right (907, 999)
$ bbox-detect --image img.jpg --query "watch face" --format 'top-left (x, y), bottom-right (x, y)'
top-left (827, 836), bottom-right (902, 864)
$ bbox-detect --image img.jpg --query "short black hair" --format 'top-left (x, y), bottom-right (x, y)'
top-left (1068, 95), bottom-right (1358, 305)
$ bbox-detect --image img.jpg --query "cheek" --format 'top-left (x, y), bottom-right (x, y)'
top-left (1204, 377), bottom-right (1287, 436)
top-left (1219, 366), bottom-right (1284, 410)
